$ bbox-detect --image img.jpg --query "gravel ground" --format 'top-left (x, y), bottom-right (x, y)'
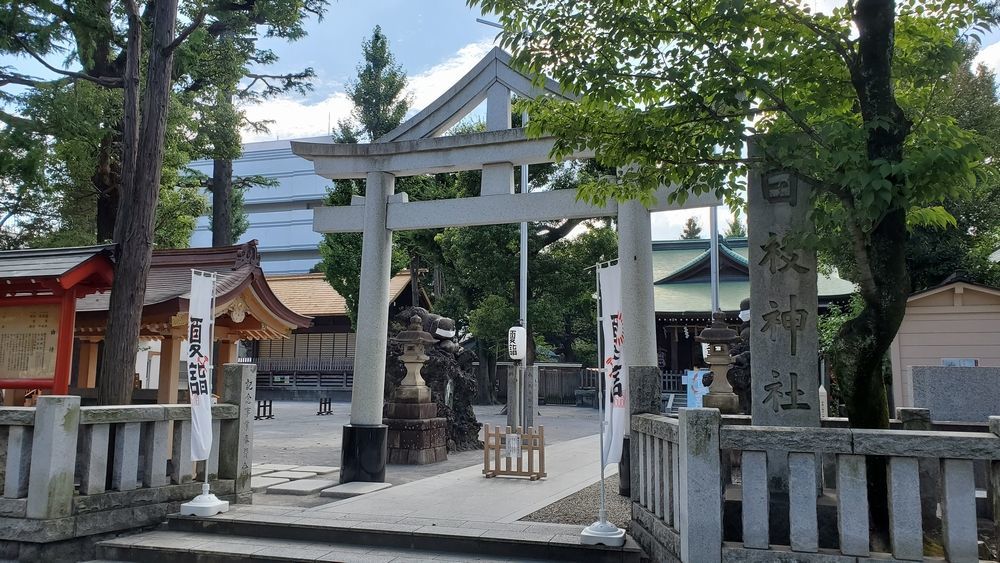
top-left (520, 475), bottom-right (631, 529)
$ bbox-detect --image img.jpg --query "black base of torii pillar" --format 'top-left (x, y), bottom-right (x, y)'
top-left (340, 424), bottom-right (388, 483)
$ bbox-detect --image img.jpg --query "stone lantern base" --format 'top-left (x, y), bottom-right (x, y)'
top-left (384, 387), bottom-right (448, 465)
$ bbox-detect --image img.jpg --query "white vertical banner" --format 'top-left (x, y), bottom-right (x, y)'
top-left (187, 270), bottom-right (216, 462)
top-left (599, 264), bottom-right (627, 466)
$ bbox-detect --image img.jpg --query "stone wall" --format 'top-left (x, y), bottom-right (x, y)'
top-left (913, 365), bottom-right (1000, 422)
top-left (630, 407), bottom-right (1000, 562)
top-left (0, 363), bottom-right (255, 562)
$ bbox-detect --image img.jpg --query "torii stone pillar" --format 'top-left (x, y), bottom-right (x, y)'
top-left (341, 171), bottom-right (395, 483)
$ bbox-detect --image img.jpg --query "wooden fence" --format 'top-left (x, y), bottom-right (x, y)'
top-left (482, 424), bottom-right (546, 480)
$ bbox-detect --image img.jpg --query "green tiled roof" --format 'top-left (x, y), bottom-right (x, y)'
top-left (651, 238), bottom-right (856, 314)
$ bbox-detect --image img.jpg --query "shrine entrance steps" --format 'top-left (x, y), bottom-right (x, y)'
top-left (93, 511), bottom-right (642, 562)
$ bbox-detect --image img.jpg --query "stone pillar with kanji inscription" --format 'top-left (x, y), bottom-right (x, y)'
top-left (749, 163), bottom-right (820, 431)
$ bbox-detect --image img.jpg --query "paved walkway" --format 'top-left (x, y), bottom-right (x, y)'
top-left (302, 434), bottom-right (616, 524)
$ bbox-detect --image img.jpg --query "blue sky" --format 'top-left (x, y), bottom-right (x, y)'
top-left (3, 1), bottom-right (1000, 238)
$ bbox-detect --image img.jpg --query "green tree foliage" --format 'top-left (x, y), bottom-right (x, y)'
top-left (906, 50), bottom-right (1000, 290)
top-left (473, 0), bottom-right (995, 435)
top-left (0, 0), bottom-right (325, 250)
top-left (320, 26), bottom-right (413, 327)
top-left (680, 216), bottom-right (703, 239)
top-left (725, 214), bottom-right (747, 238)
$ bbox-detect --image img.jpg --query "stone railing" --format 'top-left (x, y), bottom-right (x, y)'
top-left (631, 407), bottom-right (999, 562)
top-left (0, 363), bottom-right (255, 561)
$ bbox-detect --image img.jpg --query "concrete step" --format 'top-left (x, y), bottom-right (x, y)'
top-left (152, 513), bottom-right (642, 563)
top-left (95, 530), bottom-right (575, 562)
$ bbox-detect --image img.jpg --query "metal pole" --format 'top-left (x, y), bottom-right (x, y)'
top-left (710, 206), bottom-right (720, 312)
top-left (519, 111), bottom-right (529, 430)
top-left (597, 266), bottom-right (607, 525)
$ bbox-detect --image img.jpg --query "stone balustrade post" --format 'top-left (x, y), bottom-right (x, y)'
top-left (629, 366), bottom-right (661, 504)
top-left (990, 416), bottom-right (1000, 558)
top-left (26, 396), bottom-right (80, 519)
top-left (678, 408), bottom-right (722, 562)
top-left (219, 362), bottom-right (255, 503)
top-left (898, 407), bottom-right (939, 537)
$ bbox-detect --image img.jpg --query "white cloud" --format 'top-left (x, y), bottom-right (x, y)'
top-left (974, 40), bottom-right (1000, 75)
top-left (240, 92), bottom-right (353, 142)
top-left (239, 39), bottom-right (496, 143)
top-left (406, 40), bottom-right (495, 112)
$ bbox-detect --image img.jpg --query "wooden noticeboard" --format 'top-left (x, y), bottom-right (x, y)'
top-left (0, 304), bottom-right (59, 380)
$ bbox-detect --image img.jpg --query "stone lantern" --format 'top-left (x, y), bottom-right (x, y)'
top-left (392, 315), bottom-right (437, 402)
top-left (384, 316), bottom-right (448, 464)
top-left (697, 311), bottom-right (741, 414)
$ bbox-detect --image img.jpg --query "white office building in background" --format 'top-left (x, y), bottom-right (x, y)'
top-left (187, 136), bottom-right (331, 274)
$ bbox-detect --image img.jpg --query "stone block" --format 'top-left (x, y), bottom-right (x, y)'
top-left (253, 463), bottom-right (297, 471)
top-left (251, 476), bottom-right (290, 492)
top-left (112, 422), bottom-right (141, 491)
top-left (678, 408), bottom-right (721, 562)
top-left (250, 467), bottom-right (273, 476)
top-left (293, 465), bottom-right (339, 475)
top-left (630, 366), bottom-right (661, 416)
top-left (887, 457), bottom-right (923, 561)
top-left (741, 450), bottom-right (769, 549)
top-left (79, 405), bottom-right (165, 424)
top-left (384, 401), bottom-right (437, 419)
top-left (0, 498), bottom-right (25, 518)
top-left (913, 366), bottom-right (1000, 423)
top-left (265, 478), bottom-right (336, 495)
top-left (26, 396), bottom-right (80, 519)
top-left (4, 426), bottom-right (31, 499)
top-left (77, 423), bottom-right (110, 495)
top-left (264, 470), bottom-right (317, 479)
top-left (788, 452), bottom-right (818, 553)
top-left (319, 481), bottom-right (392, 499)
top-left (0, 515), bottom-right (75, 542)
top-left (75, 506), bottom-right (135, 536)
top-left (835, 454), bottom-right (869, 556)
top-left (941, 458), bottom-right (978, 562)
top-left (170, 420), bottom-right (193, 484)
top-left (220, 363), bottom-right (255, 498)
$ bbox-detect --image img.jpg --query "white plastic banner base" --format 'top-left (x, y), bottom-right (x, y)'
top-left (179, 483), bottom-right (229, 517)
top-left (581, 520), bottom-right (626, 547)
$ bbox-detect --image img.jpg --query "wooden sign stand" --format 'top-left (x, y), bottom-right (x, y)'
top-left (482, 424), bottom-right (546, 480)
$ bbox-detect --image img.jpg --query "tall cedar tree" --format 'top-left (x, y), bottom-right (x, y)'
top-left (725, 214), bottom-right (747, 238)
top-left (320, 26), bottom-right (412, 327)
top-left (680, 216), bottom-right (702, 239)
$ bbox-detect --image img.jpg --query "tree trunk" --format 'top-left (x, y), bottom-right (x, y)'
top-left (98, 0), bottom-right (179, 405)
top-left (409, 255), bottom-right (419, 306)
top-left (94, 134), bottom-right (119, 242)
top-left (211, 158), bottom-right (234, 247)
top-left (832, 0), bottom-right (914, 541)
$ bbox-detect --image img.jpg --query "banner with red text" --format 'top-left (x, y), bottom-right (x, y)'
top-left (599, 264), bottom-right (626, 466)
top-left (187, 270), bottom-right (216, 461)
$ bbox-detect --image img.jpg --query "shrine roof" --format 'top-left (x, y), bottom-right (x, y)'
top-left (75, 241), bottom-right (310, 329)
top-left (266, 271), bottom-right (422, 317)
top-left (0, 245), bottom-right (114, 280)
top-left (651, 238), bottom-right (856, 314)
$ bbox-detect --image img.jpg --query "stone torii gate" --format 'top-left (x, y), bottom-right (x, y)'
top-left (294, 48), bottom-right (718, 483)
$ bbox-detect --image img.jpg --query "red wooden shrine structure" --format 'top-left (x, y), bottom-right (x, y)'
top-left (0, 245), bottom-right (114, 394)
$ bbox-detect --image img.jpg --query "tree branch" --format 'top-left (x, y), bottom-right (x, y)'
top-left (0, 109), bottom-right (43, 132)
top-left (536, 218), bottom-right (584, 248)
top-left (13, 38), bottom-right (122, 88)
top-left (165, 10), bottom-right (206, 55)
